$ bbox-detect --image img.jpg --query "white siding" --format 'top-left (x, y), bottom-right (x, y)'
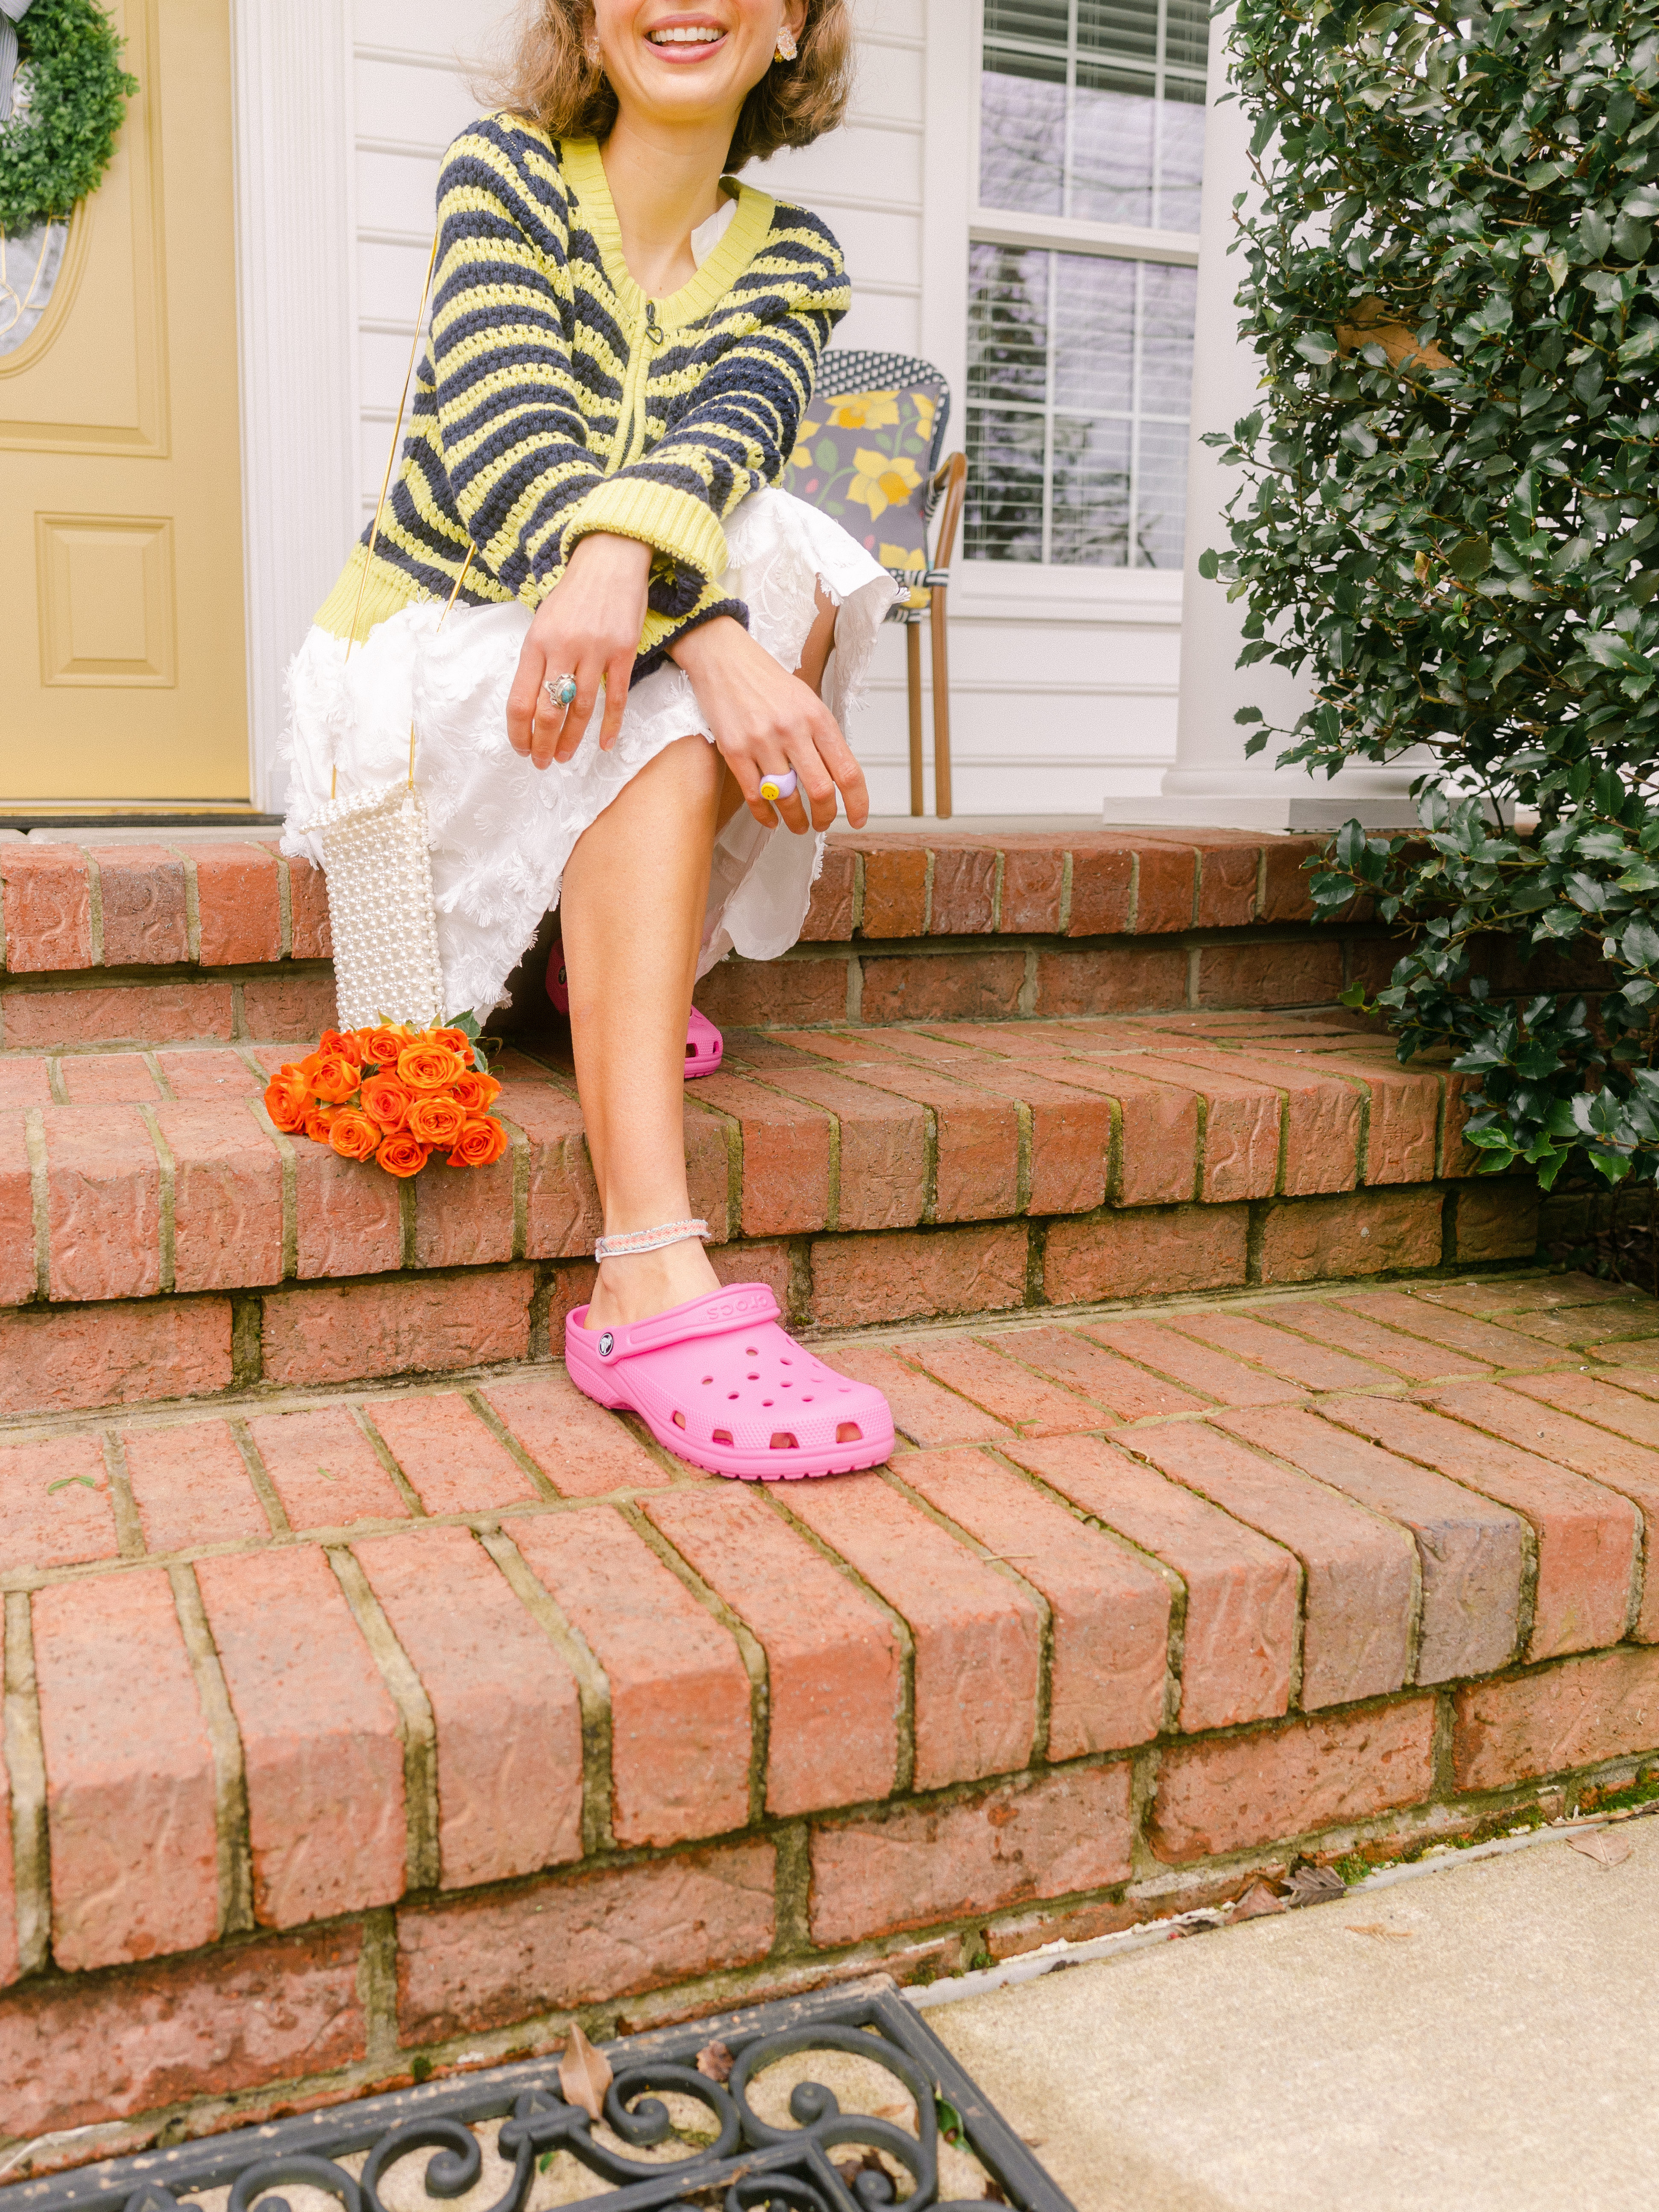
top-left (341, 0), bottom-right (1178, 816)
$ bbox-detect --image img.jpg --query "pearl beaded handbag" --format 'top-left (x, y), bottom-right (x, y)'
top-left (301, 233), bottom-right (463, 1032)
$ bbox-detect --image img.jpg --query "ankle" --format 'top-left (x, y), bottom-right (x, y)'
top-left (584, 1241), bottom-right (720, 1329)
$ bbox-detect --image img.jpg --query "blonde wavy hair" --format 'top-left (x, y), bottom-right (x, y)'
top-left (485, 3), bottom-right (853, 170)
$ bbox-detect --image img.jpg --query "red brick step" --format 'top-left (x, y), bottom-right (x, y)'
top-left (5, 1267), bottom-right (1659, 2152)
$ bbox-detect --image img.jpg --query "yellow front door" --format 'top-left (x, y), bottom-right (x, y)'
top-left (0, 0), bottom-right (248, 804)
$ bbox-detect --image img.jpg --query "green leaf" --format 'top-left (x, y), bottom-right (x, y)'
top-left (935, 2093), bottom-right (965, 2145)
top-left (1198, 547), bottom-right (1220, 581)
top-left (1447, 536), bottom-right (1493, 582)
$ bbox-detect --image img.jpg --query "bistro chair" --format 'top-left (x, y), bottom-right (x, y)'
top-left (782, 348), bottom-right (968, 818)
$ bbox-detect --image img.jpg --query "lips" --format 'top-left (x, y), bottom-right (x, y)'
top-left (646, 15), bottom-right (729, 55)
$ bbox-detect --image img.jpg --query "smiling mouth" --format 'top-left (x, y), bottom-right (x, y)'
top-left (647, 24), bottom-right (728, 47)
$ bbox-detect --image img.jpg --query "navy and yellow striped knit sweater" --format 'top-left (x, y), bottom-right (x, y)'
top-left (314, 117), bottom-right (849, 673)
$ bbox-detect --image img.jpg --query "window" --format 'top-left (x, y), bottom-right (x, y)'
top-left (967, 0), bottom-right (1206, 569)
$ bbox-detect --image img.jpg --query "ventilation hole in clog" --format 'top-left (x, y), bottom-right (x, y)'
top-left (762, 1399), bottom-right (774, 1406)
top-left (836, 1422), bottom-right (863, 1443)
top-left (713, 1428), bottom-right (733, 1445)
top-left (746, 1345), bottom-right (758, 1354)
top-left (770, 1432), bottom-right (798, 1450)
top-left (802, 1395), bottom-right (814, 1404)
top-left (780, 1355), bottom-right (792, 1364)
top-left (702, 1376), bottom-right (713, 1385)
top-left (747, 1373), bottom-right (759, 1380)
top-left (686, 1042), bottom-right (695, 1059)
top-left (672, 1411), bottom-right (686, 1429)
top-left (728, 1391), bottom-right (740, 1400)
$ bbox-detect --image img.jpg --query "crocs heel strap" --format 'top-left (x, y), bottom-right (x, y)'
top-left (602, 1284), bottom-right (781, 1358)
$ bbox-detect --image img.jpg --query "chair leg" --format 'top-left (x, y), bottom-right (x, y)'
top-left (906, 619), bottom-right (924, 816)
top-left (929, 587), bottom-right (953, 821)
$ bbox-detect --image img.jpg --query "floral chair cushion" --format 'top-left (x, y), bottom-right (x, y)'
top-left (781, 382), bottom-right (942, 590)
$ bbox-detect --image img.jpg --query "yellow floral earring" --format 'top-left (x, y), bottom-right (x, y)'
top-left (774, 25), bottom-right (799, 59)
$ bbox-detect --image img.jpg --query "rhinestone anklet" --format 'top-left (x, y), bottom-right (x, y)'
top-left (594, 1218), bottom-right (710, 1261)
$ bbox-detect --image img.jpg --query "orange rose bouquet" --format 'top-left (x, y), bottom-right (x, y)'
top-left (263, 1018), bottom-right (506, 1179)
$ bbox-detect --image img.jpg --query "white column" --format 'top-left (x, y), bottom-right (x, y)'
top-left (1152, 13), bottom-right (1424, 829)
top-left (230, 0), bottom-right (358, 816)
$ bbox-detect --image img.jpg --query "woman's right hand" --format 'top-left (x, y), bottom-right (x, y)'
top-left (507, 532), bottom-right (653, 768)
top-left (669, 615), bottom-right (870, 834)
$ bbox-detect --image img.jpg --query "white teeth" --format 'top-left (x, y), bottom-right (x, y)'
top-left (649, 24), bottom-right (723, 41)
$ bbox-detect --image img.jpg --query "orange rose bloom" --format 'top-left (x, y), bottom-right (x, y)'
top-left (448, 1114), bottom-right (510, 1168)
top-left (318, 1028), bottom-right (368, 1068)
top-left (360, 1073), bottom-right (412, 1131)
top-left (304, 1103), bottom-right (341, 1143)
top-left (310, 1052), bottom-right (361, 1106)
top-left (296, 1051), bottom-right (323, 1080)
top-left (431, 1027), bottom-right (474, 1060)
top-left (376, 1131), bottom-right (431, 1177)
top-left (451, 1070), bottom-right (501, 1113)
top-left (397, 1042), bottom-right (466, 1093)
top-left (264, 1068), bottom-right (310, 1133)
top-left (407, 1092), bottom-right (466, 1147)
top-left (364, 1025), bottom-right (410, 1066)
top-left (328, 1108), bottom-right (381, 1162)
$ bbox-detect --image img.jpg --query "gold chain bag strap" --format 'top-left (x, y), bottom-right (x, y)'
top-left (300, 233), bottom-right (476, 1031)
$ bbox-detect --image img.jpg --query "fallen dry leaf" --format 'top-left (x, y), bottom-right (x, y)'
top-left (1347, 1923), bottom-right (1413, 1943)
top-left (1284, 1863), bottom-right (1347, 1908)
top-left (1231, 1880), bottom-right (1288, 1922)
top-left (695, 2039), bottom-right (735, 2084)
top-left (834, 2150), bottom-right (894, 2190)
top-left (1334, 296), bottom-right (1452, 374)
top-left (558, 2021), bottom-right (613, 2120)
top-left (1570, 1829), bottom-right (1632, 1868)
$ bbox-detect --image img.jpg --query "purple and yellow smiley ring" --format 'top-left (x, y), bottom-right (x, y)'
top-left (758, 769), bottom-right (798, 804)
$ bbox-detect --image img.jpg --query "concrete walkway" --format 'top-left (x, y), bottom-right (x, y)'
top-left (931, 1819), bottom-right (1659, 2211)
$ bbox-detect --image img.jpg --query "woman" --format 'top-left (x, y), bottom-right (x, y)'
top-left (282, 0), bottom-right (894, 1482)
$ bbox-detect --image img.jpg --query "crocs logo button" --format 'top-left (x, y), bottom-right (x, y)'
top-left (598, 1332), bottom-right (614, 1357)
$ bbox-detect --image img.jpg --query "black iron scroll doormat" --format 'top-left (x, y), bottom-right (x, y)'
top-left (0, 1979), bottom-right (1075, 2212)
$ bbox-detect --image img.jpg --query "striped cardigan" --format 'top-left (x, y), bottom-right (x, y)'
top-left (315, 117), bottom-right (850, 674)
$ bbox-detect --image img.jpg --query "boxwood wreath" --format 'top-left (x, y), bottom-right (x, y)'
top-left (1209, 0), bottom-right (1659, 1243)
top-left (0, 0), bottom-right (138, 237)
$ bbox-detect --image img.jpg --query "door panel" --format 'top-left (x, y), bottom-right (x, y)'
top-left (0, 0), bottom-right (248, 800)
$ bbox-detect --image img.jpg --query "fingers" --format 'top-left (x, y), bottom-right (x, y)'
top-left (507, 638), bottom-right (547, 760)
top-left (552, 667), bottom-right (604, 765)
top-left (528, 669), bottom-right (572, 771)
top-left (597, 651), bottom-right (633, 752)
top-left (812, 712), bottom-right (870, 830)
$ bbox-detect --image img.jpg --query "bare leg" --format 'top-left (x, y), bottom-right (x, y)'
top-left (567, 588), bottom-right (842, 1330)
top-left (561, 735), bottom-right (724, 1329)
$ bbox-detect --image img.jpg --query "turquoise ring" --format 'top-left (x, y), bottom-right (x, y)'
top-left (543, 672), bottom-right (578, 710)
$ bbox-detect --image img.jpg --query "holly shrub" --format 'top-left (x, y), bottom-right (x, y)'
top-left (1209, 0), bottom-right (1659, 1194)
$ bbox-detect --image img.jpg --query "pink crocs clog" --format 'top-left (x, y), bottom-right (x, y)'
top-left (546, 943), bottom-right (723, 1079)
top-left (685, 1005), bottom-right (723, 1077)
top-left (565, 1282), bottom-right (892, 1481)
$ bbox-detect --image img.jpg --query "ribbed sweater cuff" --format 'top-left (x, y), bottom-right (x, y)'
top-left (561, 478), bottom-right (729, 590)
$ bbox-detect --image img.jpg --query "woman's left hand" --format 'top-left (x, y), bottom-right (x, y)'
top-left (670, 615), bottom-right (869, 833)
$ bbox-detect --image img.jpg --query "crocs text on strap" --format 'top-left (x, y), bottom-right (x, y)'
top-left (594, 1217), bottom-right (710, 1261)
